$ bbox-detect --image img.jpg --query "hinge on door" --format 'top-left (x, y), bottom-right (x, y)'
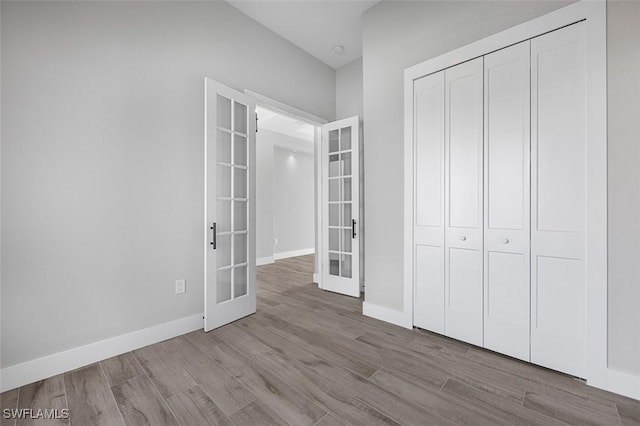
top-left (256, 114), bottom-right (259, 133)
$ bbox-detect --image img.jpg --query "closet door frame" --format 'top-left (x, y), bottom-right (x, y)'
top-left (404, 1), bottom-right (611, 394)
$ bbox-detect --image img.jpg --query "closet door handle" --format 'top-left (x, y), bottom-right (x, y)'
top-left (210, 223), bottom-right (217, 249)
top-left (352, 219), bottom-right (357, 239)
top-left (460, 235), bottom-right (467, 242)
top-left (502, 238), bottom-right (510, 244)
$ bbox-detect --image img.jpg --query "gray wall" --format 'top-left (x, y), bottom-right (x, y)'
top-left (273, 147), bottom-right (315, 255)
top-left (362, 0), bottom-right (640, 377)
top-left (607, 0), bottom-right (640, 376)
top-left (256, 129), bottom-right (315, 261)
top-left (336, 58), bottom-right (363, 120)
top-left (0, 1), bottom-right (335, 368)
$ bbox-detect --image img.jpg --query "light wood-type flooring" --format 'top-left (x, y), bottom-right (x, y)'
top-left (2, 255), bottom-right (639, 425)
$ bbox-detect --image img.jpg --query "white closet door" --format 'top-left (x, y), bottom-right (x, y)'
top-left (413, 71), bottom-right (445, 333)
top-left (531, 22), bottom-right (586, 377)
top-left (444, 57), bottom-right (484, 346)
top-left (483, 41), bottom-right (531, 362)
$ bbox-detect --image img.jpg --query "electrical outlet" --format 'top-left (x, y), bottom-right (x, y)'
top-left (175, 279), bottom-right (186, 295)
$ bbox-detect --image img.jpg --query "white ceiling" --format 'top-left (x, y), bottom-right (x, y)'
top-left (227, 0), bottom-right (379, 69)
top-left (257, 106), bottom-right (316, 145)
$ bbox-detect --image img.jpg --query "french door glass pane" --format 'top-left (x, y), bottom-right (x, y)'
top-left (329, 253), bottom-right (340, 276)
top-left (234, 266), bottom-right (247, 297)
top-left (216, 268), bottom-right (231, 303)
top-left (217, 165), bottom-right (231, 198)
top-left (341, 152), bottom-right (352, 176)
top-left (342, 204), bottom-right (351, 227)
top-left (217, 200), bottom-right (231, 233)
top-left (329, 130), bottom-right (339, 153)
top-left (234, 233), bottom-right (247, 264)
top-left (234, 135), bottom-right (247, 166)
top-left (342, 229), bottom-right (352, 253)
top-left (340, 127), bottom-right (351, 150)
top-left (343, 178), bottom-right (352, 201)
top-left (329, 229), bottom-right (340, 251)
top-left (329, 204), bottom-right (340, 226)
top-left (217, 95), bottom-right (232, 130)
top-left (233, 201), bottom-right (247, 231)
top-left (341, 255), bottom-right (352, 278)
top-left (329, 179), bottom-right (340, 201)
top-left (234, 102), bottom-right (247, 134)
top-left (217, 235), bottom-right (231, 268)
top-left (329, 154), bottom-right (340, 177)
top-left (217, 130), bottom-right (231, 164)
top-left (234, 168), bottom-right (247, 198)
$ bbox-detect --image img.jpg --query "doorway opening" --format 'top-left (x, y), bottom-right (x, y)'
top-left (255, 106), bottom-right (319, 270)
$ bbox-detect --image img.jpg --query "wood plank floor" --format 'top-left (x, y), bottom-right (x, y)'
top-left (2, 255), bottom-right (639, 425)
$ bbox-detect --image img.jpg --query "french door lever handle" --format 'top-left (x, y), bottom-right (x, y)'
top-left (352, 219), bottom-right (357, 239)
top-left (210, 223), bottom-right (217, 249)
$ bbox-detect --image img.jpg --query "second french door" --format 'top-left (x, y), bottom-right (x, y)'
top-left (321, 116), bottom-right (360, 297)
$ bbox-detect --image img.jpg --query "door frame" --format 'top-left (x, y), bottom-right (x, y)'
top-left (244, 90), bottom-right (328, 287)
top-left (401, 1), bottom-right (627, 398)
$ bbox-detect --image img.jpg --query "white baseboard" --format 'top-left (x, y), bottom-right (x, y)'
top-left (363, 301), bottom-right (413, 330)
top-left (256, 256), bottom-right (275, 266)
top-left (0, 313), bottom-right (203, 392)
top-left (313, 273), bottom-right (320, 285)
top-left (274, 247), bottom-right (315, 260)
top-left (589, 368), bottom-right (640, 401)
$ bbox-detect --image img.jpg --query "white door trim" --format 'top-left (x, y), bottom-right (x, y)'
top-left (403, 1), bottom-right (633, 399)
top-left (244, 90), bottom-right (328, 126)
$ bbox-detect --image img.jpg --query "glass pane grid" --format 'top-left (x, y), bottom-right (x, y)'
top-left (217, 230), bottom-right (249, 236)
top-left (216, 96), bottom-right (251, 304)
top-left (216, 162), bottom-right (248, 169)
top-left (216, 126), bottom-right (248, 136)
top-left (217, 197), bottom-right (249, 202)
top-left (327, 125), bottom-right (354, 279)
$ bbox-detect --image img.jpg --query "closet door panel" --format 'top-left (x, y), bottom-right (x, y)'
top-left (413, 72), bottom-right (445, 332)
top-left (444, 58), bottom-right (483, 347)
top-left (446, 247), bottom-right (483, 342)
top-left (415, 78), bottom-right (444, 229)
top-left (415, 245), bottom-right (444, 333)
top-left (483, 41), bottom-right (531, 362)
top-left (448, 74), bottom-right (482, 229)
top-left (531, 22), bottom-right (586, 378)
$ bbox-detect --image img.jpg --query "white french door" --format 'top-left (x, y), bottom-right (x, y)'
top-left (204, 78), bottom-right (256, 331)
top-left (321, 116), bottom-right (360, 297)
